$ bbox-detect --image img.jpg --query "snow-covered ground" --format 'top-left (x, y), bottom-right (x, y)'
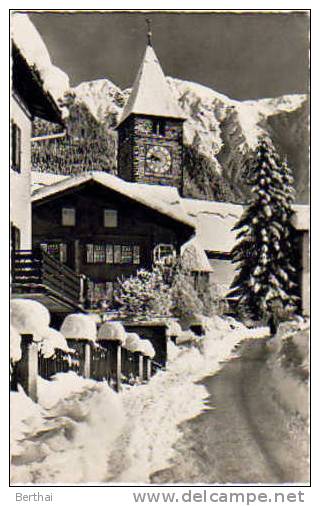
top-left (10, 317), bottom-right (268, 484)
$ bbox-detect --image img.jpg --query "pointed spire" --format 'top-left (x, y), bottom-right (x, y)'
top-left (118, 38), bottom-right (186, 126)
top-left (146, 18), bottom-right (152, 46)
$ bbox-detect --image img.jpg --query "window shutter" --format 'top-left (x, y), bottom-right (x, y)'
top-left (11, 122), bottom-right (21, 172)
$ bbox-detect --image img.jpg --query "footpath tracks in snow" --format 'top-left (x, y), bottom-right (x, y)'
top-left (151, 338), bottom-right (309, 484)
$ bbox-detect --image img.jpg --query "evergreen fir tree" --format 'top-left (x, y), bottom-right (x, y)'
top-left (229, 137), bottom-right (299, 320)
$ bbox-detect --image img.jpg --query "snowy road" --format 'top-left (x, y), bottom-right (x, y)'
top-left (151, 339), bottom-right (309, 484)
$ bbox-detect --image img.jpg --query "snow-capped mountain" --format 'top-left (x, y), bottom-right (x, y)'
top-left (71, 77), bottom-right (308, 203)
top-left (72, 77), bottom-right (306, 159)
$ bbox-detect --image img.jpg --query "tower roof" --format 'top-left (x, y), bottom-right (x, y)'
top-left (118, 44), bottom-right (186, 126)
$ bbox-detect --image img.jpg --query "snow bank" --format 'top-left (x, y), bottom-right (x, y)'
top-left (11, 372), bottom-right (125, 484)
top-left (39, 328), bottom-right (73, 359)
top-left (97, 321), bottom-right (126, 343)
top-left (60, 314), bottom-right (97, 341)
top-left (10, 325), bottom-right (22, 363)
top-left (11, 314), bottom-right (269, 484)
top-left (277, 317), bottom-right (309, 339)
top-left (10, 387), bottom-right (46, 459)
top-left (11, 299), bottom-right (50, 342)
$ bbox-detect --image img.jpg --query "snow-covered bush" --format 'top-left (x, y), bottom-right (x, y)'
top-left (97, 321), bottom-right (126, 343)
top-left (116, 267), bottom-right (172, 319)
top-left (60, 313), bottom-right (97, 341)
top-left (170, 264), bottom-right (203, 321)
top-left (197, 282), bottom-right (227, 317)
top-left (11, 299), bottom-right (50, 342)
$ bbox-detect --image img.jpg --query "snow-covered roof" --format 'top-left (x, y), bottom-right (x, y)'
top-left (31, 173), bottom-right (309, 252)
top-left (182, 198), bottom-right (243, 253)
top-left (182, 199), bottom-right (310, 253)
top-left (31, 171), bottom-right (69, 192)
top-left (31, 171), bottom-right (194, 228)
top-left (11, 13), bottom-right (69, 103)
top-left (12, 43), bottom-right (63, 125)
top-left (118, 45), bottom-right (186, 126)
top-left (181, 237), bottom-right (213, 273)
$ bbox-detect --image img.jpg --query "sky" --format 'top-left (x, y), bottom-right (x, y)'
top-left (26, 10), bottom-right (310, 101)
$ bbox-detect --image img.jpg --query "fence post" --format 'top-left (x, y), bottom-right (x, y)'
top-left (133, 352), bottom-right (143, 381)
top-left (143, 356), bottom-right (151, 381)
top-left (83, 341), bottom-right (91, 379)
top-left (112, 341), bottom-right (122, 392)
top-left (99, 340), bottom-right (122, 392)
top-left (15, 334), bottom-right (38, 402)
top-left (66, 339), bottom-right (91, 379)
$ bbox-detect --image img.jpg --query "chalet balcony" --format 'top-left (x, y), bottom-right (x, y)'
top-left (11, 249), bottom-right (86, 313)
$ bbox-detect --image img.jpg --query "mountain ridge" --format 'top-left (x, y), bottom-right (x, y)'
top-left (32, 75), bottom-right (309, 204)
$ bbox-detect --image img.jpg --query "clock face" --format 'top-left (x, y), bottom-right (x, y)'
top-left (146, 146), bottom-right (171, 174)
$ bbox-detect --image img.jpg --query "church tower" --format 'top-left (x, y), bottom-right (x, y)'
top-left (116, 25), bottom-right (186, 192)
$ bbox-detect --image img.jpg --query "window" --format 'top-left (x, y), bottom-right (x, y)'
top-left (133, 245), bottom-right (140, 265)
top-left (152, 119), bottom-right (165, 136)
top-left (153, 244), bottom-right (176, 265)
top-left (114, 245), bottom-right (122, 264)
top-left (85, 243), bottom-right (141, 265)
top-left (105, 244), bottom-right (113, 264)
top-left (62, 208), bottom-right (76, 226)
top-left (104, 209), bottom-right (118, 228)
top-left (40, 242), bottom-right (68, 263)
top-left (93, 244), bottom-right (105, 263)
top-left (11, 122), bottom-right (21, 172)
top-left (121, 245), bottom-right (132, 264)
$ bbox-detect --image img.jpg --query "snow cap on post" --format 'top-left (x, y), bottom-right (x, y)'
top-left (10, 325), bottom-right (22, 363)
top-left (123, 332), bottom-right (142, 353)
top-left (97, 321), bottom-right (126, 344)
top-left (60, 313), bottom-right (97, 341)
top-left (176, 330), bottom-right (197, 345)
top-left (139, 339), bottom-right (155, 358)
top-left (165, 319), bottom-right (183, 337)
top-left (11, 299), bottom-right (50, 342)
top-left (39, 327), bottom-right (73, 358)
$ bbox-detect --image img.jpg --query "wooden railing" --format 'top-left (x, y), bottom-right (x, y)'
top-left (38, 348), bottom-right (80, 379)
top-left (12, 249), bottom-right (85, 307)
top-left (11, 335), bottom-right (163, 400)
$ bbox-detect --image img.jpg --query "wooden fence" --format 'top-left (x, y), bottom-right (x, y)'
top-left (10, 334), bottom-right (162, 402)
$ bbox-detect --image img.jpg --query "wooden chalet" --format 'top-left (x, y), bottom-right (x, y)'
top-left (31, 172), bottom-right (195, 310)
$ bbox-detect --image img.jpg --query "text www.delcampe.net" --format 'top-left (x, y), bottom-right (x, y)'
top-left (132, 490), bottom-right (305, 505)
